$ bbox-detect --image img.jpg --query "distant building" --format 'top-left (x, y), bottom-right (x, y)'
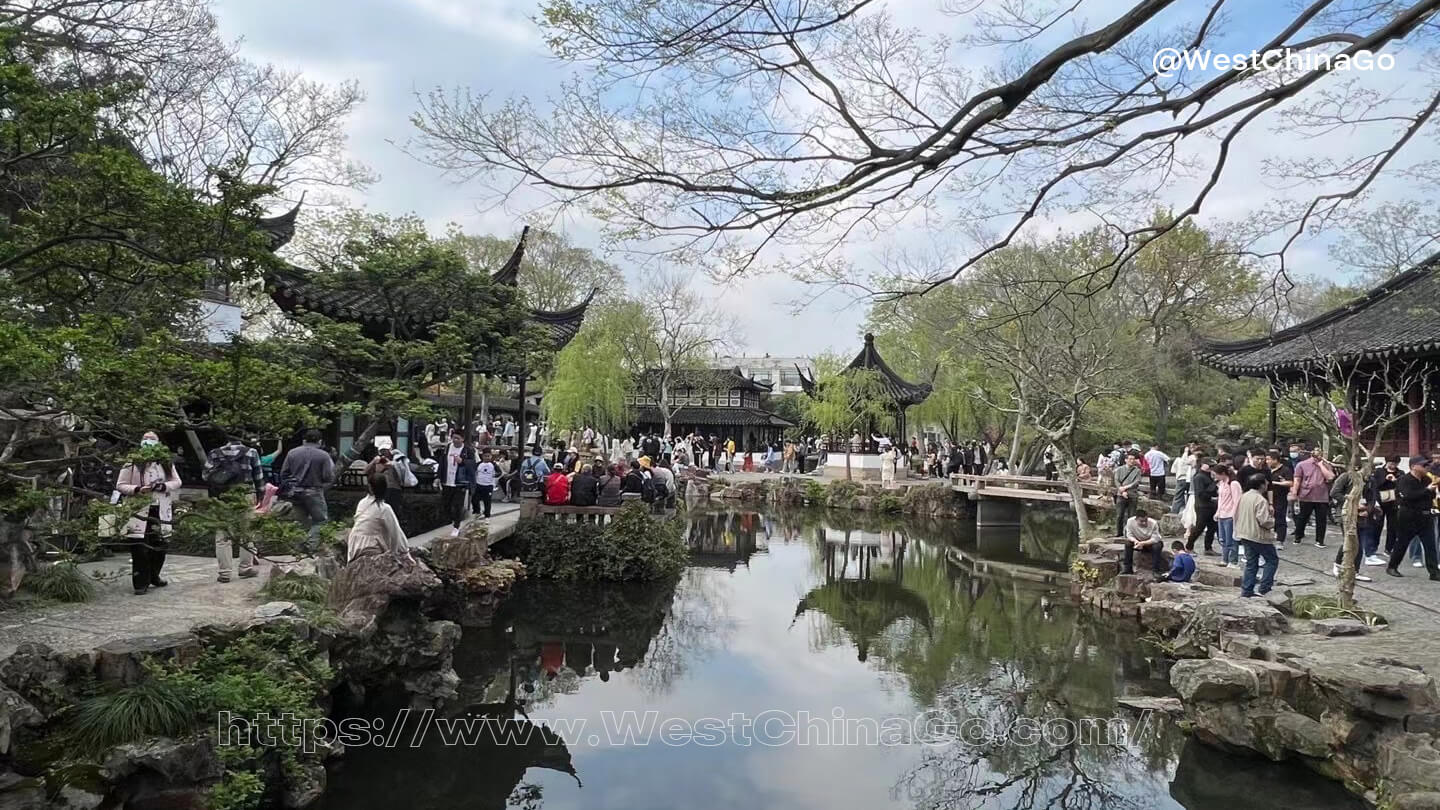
top-left (708, 354), bottom-right (814, 394)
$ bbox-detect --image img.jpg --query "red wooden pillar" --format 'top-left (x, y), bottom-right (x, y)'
top-left (1409, 384), bottom-right (1423, 459)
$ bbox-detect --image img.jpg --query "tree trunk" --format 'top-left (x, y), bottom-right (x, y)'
top-left (1060, 439), bottom-right (1090, 536)
top-left (1006, 405), bottom-right (1025, 469)
top-left (845, 449), bottom-right (852, 481)
top-left (1154, 390), bottom-right (1171, 446)
top-left (341, 418), bottom-right (384, 466)
top-left (1337, 477), bottom-right (1362, 608)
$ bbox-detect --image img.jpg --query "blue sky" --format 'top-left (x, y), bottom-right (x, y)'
top-left (211, 0), bottom-right (1425, 354)
top-left (211, 0), bottom-right (872, 358)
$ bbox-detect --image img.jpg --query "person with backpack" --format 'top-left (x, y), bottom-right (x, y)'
top-left (651, 459), bottom-right (677, 510)
top-left (519, 444), bottom-right (550, 496)
top-left (436, 428), bottom-right (476, 537)
top-left (204, 435), bottom-right (266, 583)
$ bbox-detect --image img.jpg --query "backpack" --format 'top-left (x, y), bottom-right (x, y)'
top-left (205, 447), bottom-right (249, 489)
top-left (520, 457), bottom-right (544, 492)
top-left (640, 474), bottom-right (657, 503)
top-left (395, 457), bottom-right (419, 488)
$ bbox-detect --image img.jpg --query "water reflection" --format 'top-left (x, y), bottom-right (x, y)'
top-left (320, 506), bottom-right (1366, 810)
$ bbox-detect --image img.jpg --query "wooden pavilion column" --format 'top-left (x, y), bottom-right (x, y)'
top-left (461, 370), bottom-right (475, 437)
top-left (1267, 383), bottom-right (1279, 446)
top-left (1409, 383), bottom-right (1423, 459)
top-left (517, 374), bottom-right (528, 450)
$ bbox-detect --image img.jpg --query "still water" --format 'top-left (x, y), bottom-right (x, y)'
top-left (319, 506), bottom-right (1367, 810)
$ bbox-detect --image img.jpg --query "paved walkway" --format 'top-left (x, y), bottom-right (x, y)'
top-left (0, 502), bottom-right (525, 659)
top-left (1184, 533), bottom-right (1440, 673)
top-left (0, 554), bottom-right (274, 658)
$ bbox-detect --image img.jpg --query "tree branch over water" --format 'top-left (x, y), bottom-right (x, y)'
top-left (407, 0), bottom-right (1440, 301)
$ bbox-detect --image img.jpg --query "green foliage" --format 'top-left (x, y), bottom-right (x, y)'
top-left (259, 573), bottom-right (330, 604)
top-left (173, 491), bottom-right (311, 559)
top-left (1292, 593), bottom-right (1388, 626)
top-left (827, 480), bottom-right (863, 508)
top-left (806, 363), bottom-right (895, 444)
top-left (803, 479), bottom-right (828, 503)
top-left (208, 770), bottom-right (265, 810)
top-left (65, 677), bottom-right (201, 754)
top-left (541, 305), bottom-right (632, 433)
top-left (511, 505), bottom-right (687, 580)
top-left (873, 494), bottom-right (903, 514)
top-left (21, 562), bottom-right (95, 603)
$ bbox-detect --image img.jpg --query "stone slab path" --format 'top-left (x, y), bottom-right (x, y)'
top-left (0, 554), bottom-right (272, 659)
top-left (0, 502), bottom-right (524, 659)
top-left (1186, 534), bottom-right (1440, 674)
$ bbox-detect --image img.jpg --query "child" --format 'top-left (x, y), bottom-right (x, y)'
top-left (1166, 541), bottom-right (1196, 583)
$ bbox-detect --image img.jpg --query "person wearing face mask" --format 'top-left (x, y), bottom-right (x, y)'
top-left (115, 432), bottom-right (183, 595)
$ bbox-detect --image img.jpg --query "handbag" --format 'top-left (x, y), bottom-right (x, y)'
top-left (96, 490), bottom-right (122, 538)
top-left (1380, 489), bottom-right (1396, 503)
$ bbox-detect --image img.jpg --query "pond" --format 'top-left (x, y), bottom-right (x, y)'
top-left (317, 505), bottom-right (1367, 810)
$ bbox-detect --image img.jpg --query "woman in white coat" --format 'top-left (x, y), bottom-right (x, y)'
top-left (346, 474), bottom-right (414, 563)
top-left (115, 431), bottom-right (183, 595)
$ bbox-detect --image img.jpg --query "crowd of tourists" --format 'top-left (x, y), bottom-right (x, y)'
top-left (1110, 441), bottom-right (1440, 599)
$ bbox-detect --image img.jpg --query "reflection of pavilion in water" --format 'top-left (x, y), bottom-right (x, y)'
top-left (685, 510), bottom-right (771, 571)
top-left (795, 525), bottom-right (931, 662)
top-left (817, 526), bottom-right (907, 582)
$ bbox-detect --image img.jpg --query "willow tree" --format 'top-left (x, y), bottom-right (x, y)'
top-left (805, 360), bottom-right (894, 481)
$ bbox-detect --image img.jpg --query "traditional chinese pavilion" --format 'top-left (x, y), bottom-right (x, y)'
top-left (798, 333), bottom-right (934, 454)
top-left (259, 219), bottom-right (592, 456)
top-left (1198, 256), bottom-right (1440, 459)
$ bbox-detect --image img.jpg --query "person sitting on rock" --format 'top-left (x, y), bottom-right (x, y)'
top-left (1121, 509), bottom-right (1166, 576)
top-left (1165, 541), bottom-right (1195, 583)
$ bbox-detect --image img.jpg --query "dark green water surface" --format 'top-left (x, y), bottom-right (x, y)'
top-left (318, 506), bottom-right (1367, 810)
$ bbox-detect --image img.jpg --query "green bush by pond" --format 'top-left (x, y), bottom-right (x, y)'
top-left (508, 504), bottom-right (687, 581)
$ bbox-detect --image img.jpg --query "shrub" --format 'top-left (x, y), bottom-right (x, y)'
top-left (1292, 593), bottom-right (1388, 626)
top-left (827, 480), bottom-right (863, 508)
top-left (803, 480), bottom-right (827, 503)
top-left (66, 677), bottom-right (200, 753)
top-left (22, 562), bottom-right (95, 602)
top-left (208, 770), bottom-right (264, 810)
top-left (259, 572), bottom-right (329, 604)
top-left (510, 504), bottom-right (687, 581)
top-left (873, 494), bottom-right (903, 514)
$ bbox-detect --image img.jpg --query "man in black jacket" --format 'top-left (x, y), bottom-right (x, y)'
top-left (571, 464), bottom-right (600, 507)
top-left (1185, 455), bottom-right (1220, 555)
top-left (1386, 457), bottom-right (1440, 579)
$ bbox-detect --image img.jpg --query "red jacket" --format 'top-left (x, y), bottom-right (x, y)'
top-left (544, 471), bottom-right (571, 505)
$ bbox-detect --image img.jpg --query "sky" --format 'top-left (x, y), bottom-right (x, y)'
top-left (209, 0), bottom-right (1432, 357)
top-left (209, 0), bottom-right (873, 359)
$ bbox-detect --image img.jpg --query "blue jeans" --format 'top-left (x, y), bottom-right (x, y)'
top-left (1240, 540), bottom-right (1278, 597)
top-left (1217, 518), bottom-right (1237, 564)
top-left (290, 489), bottom-right (329, 546)
top-left (1169, 481), bottom-right (1188, 514)
top-left (1360, 523), bottom-right (1380, 557)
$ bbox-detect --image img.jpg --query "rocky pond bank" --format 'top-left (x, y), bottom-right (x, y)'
top-left (0, 527), bottom-right (522, 810)
top-left (1072, 535), bottom-right (1440, 810)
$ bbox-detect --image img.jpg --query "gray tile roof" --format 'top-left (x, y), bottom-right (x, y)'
top-left (1198, 254), bottom-right (1440, 378)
